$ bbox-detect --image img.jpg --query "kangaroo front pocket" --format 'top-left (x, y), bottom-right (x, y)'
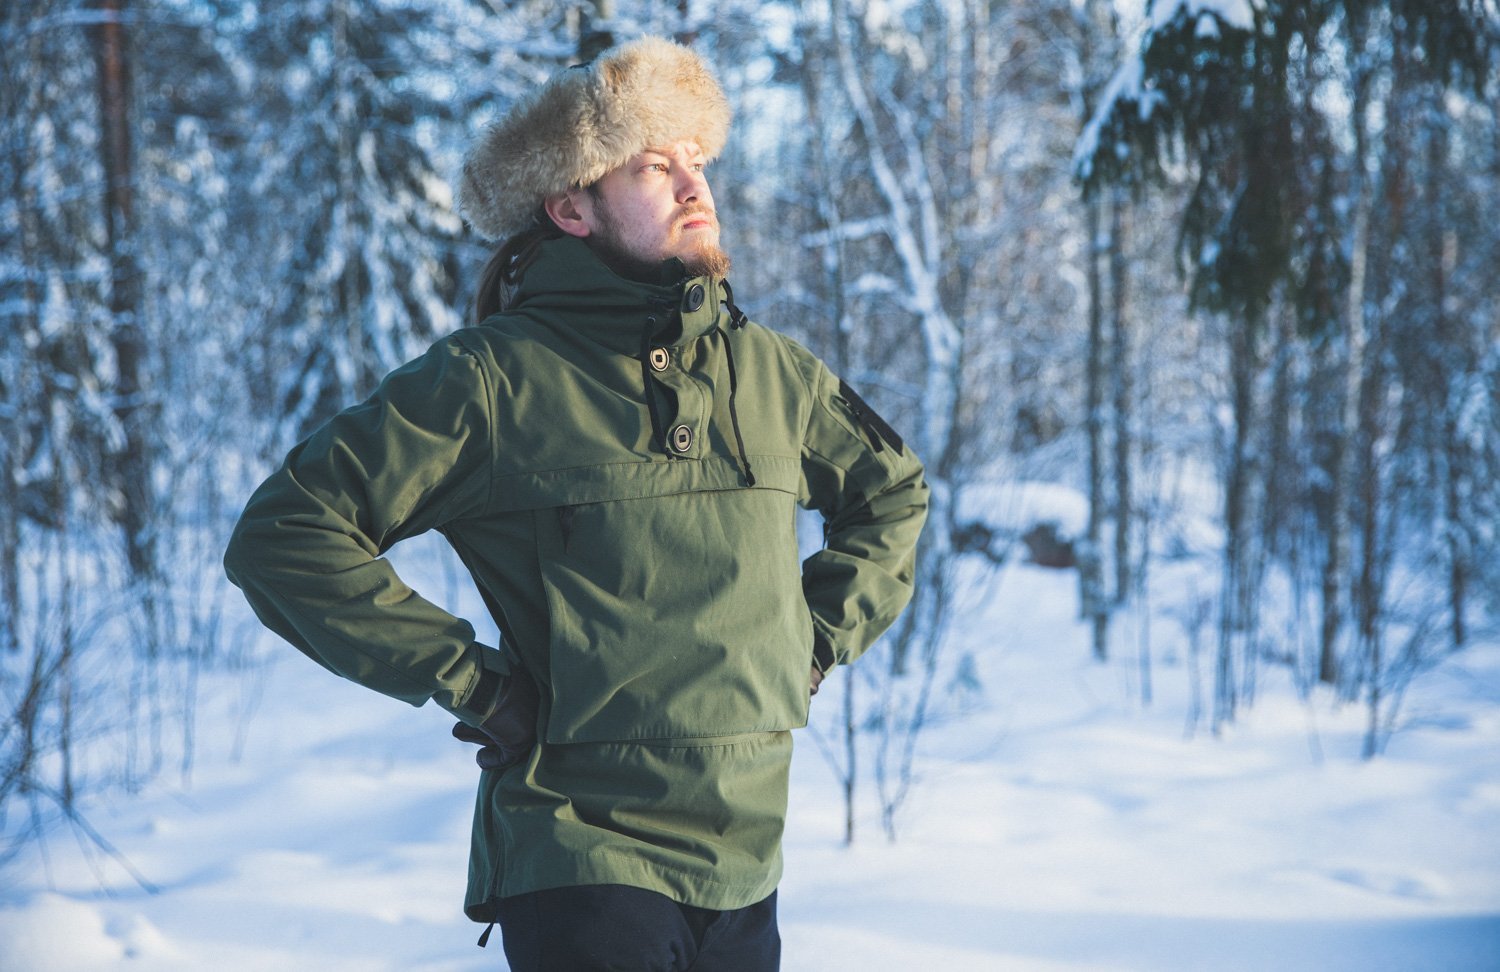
top-left (536, 484), bottom-right (812, 743)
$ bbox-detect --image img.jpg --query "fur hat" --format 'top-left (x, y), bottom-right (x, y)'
top-left (457, 36), bottom-right (732, 242)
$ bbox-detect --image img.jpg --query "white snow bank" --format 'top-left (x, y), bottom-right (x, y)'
top-left (956, 479), bottom-right (1089, 538)
top-left (2, 535), bottom-right (1496, 970)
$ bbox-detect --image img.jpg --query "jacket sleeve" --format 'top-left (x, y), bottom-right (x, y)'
top-left (223, 334), bottom-right (510, 725)
top-left (796, 351), bottom-right (929, 672)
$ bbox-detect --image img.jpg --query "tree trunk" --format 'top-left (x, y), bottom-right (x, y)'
top-left (1215, 318), bottom-right (1256, 730)
top-left (91, 0), bottom-right (153, 582)
top-left (1424, 100), bottom-right (1467, 650)
top-left (1444, 419), bottom-right (1468, 649)
top-left (1318, 341), bottom-right (1348, 687)
top-left (1320, 18), bottom-right (1376, 689)
top-left (1077, 0), bottom-right (1113, 661)
top-left (1109, 189), bottom-right (1132, 606)
top-left (578, 0), bottom-right (615, 60)
top-left (1354, 348), bottom-right (1385, 756)
top-left (843, 669), bottom-right (857, 845)
top-left (1082, 191), bottom-right (1108, 661)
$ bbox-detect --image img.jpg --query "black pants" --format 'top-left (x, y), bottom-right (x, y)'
top-left (494, 884), bottom-right (780, 972)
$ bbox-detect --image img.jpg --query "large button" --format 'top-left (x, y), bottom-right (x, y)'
top-left (649, 347), bottom-right (671, 372)
top-left (669, 424), bottom-right (693, 453)
top-left (684, 284), bottom-right (705, 312)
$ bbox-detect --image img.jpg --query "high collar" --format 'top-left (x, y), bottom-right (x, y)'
top-left (509, 236), bottom-right (732, 355)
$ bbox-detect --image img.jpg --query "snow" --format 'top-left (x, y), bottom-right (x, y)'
top-left (3, 532), bottom-right (1498, 971)
top-left (956, 479), bottom-right (1090, 538)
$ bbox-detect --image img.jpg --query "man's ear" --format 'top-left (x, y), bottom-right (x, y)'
top-left (543, 190), bottom-right (593, 239)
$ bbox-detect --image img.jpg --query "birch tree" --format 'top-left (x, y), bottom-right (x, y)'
top-left (769, 0), bottom-right (1084, 837)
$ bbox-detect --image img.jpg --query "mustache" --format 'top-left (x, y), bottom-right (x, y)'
top-left (676, 204), bottom-right (717, 224)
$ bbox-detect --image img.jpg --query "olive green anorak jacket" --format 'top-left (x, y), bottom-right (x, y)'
top-left (224, 236), bottom-right (928, 918)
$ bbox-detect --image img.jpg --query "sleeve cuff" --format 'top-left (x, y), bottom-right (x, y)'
top-left (812, 632), bottom-right (837, 673)
top-left (456, 643), bottom-right (511, 723)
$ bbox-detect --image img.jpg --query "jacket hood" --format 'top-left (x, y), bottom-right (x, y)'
top-left (503, 236), bottom-right (756, 483)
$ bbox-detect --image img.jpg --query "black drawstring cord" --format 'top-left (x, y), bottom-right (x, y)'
top-left (718, 280), bottom-right (755, 486)
top-left (720, 325), bottom-right (756, 487)
top-left (640, 318), bottom-right (666, 454)
top-left (722, 279), bottom-right (749, 330)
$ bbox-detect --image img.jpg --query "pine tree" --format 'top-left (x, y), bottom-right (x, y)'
top-left (1076, 0), bottom-right (1497, 731)
top-left (233, 0), bottom-right (477, 443)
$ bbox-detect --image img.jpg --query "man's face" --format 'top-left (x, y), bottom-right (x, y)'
top-left (569, 141), bottom-right (730, 280)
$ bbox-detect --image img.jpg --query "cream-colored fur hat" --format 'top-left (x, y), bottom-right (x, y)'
top-left (457, 36), bottom-right (732, 242)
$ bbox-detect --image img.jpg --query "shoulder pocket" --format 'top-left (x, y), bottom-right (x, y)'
top-left (836, 379), bottom-right (905, 454)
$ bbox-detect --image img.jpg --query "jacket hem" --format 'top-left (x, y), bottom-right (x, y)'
top-left (465, 847), bottom-right (782, 921)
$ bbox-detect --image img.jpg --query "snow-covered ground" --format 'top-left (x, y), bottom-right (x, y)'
top-left (2, 531), bottom-right (1497, 970)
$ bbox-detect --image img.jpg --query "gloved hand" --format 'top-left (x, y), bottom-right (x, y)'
top-left (452, 673), bottom-right (540, 770)
top-left (810, 633), bottom-right (834, 697)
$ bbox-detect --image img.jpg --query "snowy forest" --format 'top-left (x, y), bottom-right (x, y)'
top-left (3, 0), bottom-right (1499, 966)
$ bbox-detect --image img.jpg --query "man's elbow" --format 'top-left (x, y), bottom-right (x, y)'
top-left (222, 515), bottom-right (255, 590)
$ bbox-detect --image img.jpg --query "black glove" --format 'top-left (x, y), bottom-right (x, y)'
top-left (810, 634), bottom-right (835, 697)
top-left (452, 673), bottom-right (540, 770)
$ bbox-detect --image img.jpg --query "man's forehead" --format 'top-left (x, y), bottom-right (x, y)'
top-left (636, 141), bottom-right (706, 159)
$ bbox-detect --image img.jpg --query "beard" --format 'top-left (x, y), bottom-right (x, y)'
top-left (587, 200), bottom-right (732, 283)
top-left (678, 234), bottom-right (732, 279)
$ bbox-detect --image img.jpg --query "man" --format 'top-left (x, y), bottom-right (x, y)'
top-left (224, 36), bottom-right (927, 971)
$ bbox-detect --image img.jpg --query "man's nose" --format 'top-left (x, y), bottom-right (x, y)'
top-left (676, 168), bottom-right (710, 205)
